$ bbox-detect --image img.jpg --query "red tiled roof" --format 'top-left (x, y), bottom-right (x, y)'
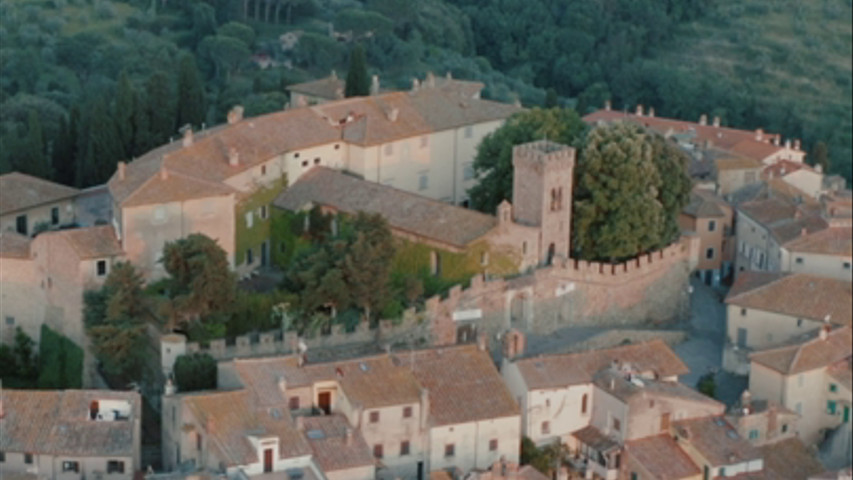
top-left (784, 227), bottom-right (852, 257)
top-left (759, 438), bottom-right (825, 480)
top-left (0, 172), bottom-right (79, 215)
top-left (302, 415), bottom-right (374, 473)
top-left (514, 340), bottom-right (689, 390)
top-left (624, 434), bottom-right (701, 480)
top-left (726, 272), bottom-right (852, 326)
top-left (763, 160), bottom-right (816, 179)
top-left (750, 327), bottom-right (852, 375)
top-left (39, 225), bottom-right (124, 260)
top-left (0, 389), bottom-right (140, 457)
top-left (0, 231), bottom-right (31, 258)
top-left (672, 416), bottom-right (763, 467)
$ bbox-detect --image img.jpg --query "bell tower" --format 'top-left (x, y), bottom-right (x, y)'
top-left (511, 140), bottom-right (576, 265)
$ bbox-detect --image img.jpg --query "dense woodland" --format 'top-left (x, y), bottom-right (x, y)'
top-left (0, 0), bottom-right (850, 186)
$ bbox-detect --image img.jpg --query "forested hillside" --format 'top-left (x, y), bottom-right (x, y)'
top-left (0, 0), bottom-right (849, 187)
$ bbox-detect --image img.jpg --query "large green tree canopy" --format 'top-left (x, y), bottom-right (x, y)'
top-left (468, 107), bottom-right (588, 214)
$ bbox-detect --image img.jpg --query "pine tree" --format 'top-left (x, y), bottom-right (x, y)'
top-left (344, 44), bottom-right (369, 97)
top-left (114, 70), bottom-right (136, 157)
top-left (176, 54), bottom-right (207, 129)
top-left (146, 71), bottom-right (176, 146)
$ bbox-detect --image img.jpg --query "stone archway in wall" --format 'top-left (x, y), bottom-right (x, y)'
top-left (505, 287), bottom-right (534, 330)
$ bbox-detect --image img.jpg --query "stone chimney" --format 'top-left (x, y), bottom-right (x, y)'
top-left (635, 104), bottom-right (644, 116)
top-left (699, 114), bottom-right (708, 126)
top-left (755, 128), bottom-right (764, 141)
top-left (426, 72), bottom-right (436, 88)
top-left (741, 390), bottom-right (752, 411)
top-left (785, 139), bottom-right (792, 149)
top-left (648, 107), bottom-right (655, 117)
top-left (820, 321), bottom-right (831, 340)
top-left (181, 124), bottom-right (193, 147)
top-left (164, 378), bottom-right (176, 396)
top-left (228, 148), bottom-right (239, 166)
top-left (206, 417), bottom-right (215, 433)
top-left (604, 99), bottom-right (612, 111)
top-left (815, 164), bottom-right (823, 174)
top-left (386, 107), bottom-right (399, 122)
top-left (412, 78), bottom-right (420, 92)
top-left (767, 406), bottom-right (778, 439)
top-left (713, 116), bottom-right (720, 127)
top-left (794, 139), bottom-right (801, 151)
top-left (370, 75), bottom-right (380, 96)
top-left (227, 105), bottom-right (244, 125)
top-left (0, 394), bottom-right (4, 420)
top-left (117, 161), bottom-right (126, 180)
top-left (497, 200), bottom-right (512, 225)
top-left (420, 389), bottom-right (430, 430)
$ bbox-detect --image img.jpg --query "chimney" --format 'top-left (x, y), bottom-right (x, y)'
top-left (370, 75), bottom-right (380, 96)
top-left (773, 135), bottom-right (780, 146)
top-left (815, 164), bottom-right (823, 174)
top-left (648, 107), bottom-right (655, 117)
top-left (604, 99), bottom-right (612, 111)
top-left (740, 390), bottom-right (752, 411)
top-left (785, 139), bottom-right (792, 149)
top-left (164, 378), bottom-right (176, 396)
top-left (426, 72), bottom-right (436, 88)
top-left (181, 124), bottom-right (193, 147)
top-left (713, 116), bottom-right (720, 127)
top-left (412, 78), bottom-right (420, 92)
top-left (800, 227), bottom-right (807, 237)
top-left (699, 114), bottom-right (708, 126)
top-left (477, 332), bottom-right (488, 352)
top-left (227, 105), bottom-right (244, 125)
top-left (446, 71), bottom-right (453, 80)
top-left (330, 69), bottom-right (337, 80)
top-left (386, 107), bottom-right (399, 122)
top-left (229, 148), bottom-right (239, 166)
top-left (296, 416), bottom-right (304, 432)
top-left (159, 166), bottom-right (168, 180)
top-left (755, 128), bottom-right (764, 141)
top-left (420, 389), bottom-right (430, 430)
top-left (345, 427), bottom-right (353, 446)
top-left (794, 139), bottom-right (801, 151)
top-left (117, 161), bottom-right (126, 181)
top-left (820, 322), bottom-right (831, 340)
top-left (277, 376), bottom-right (287, 395)
top-left (635, 104), bottom-right (644, 116)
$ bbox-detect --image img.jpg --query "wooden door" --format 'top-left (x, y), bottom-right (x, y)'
top-left (263, 448), bottom-right (273, 473)
top-left (318, 391), bottom-right (332, 414)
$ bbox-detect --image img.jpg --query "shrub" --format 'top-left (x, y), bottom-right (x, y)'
top-left (173, 353), bottom-right (217, 392)
top-left (37, 325), bottom-right (83, 389)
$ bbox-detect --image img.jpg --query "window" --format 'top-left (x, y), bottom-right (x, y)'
top-left (289, 397), bottom-right (300, 410)
top-left (403, 406), bottom-right (412, 418)
top-left (259, 205), bottom-right (268, 220)
top-left (795, 257), bottom-right (804, 264)
top-left (464, 126), bottom-right (473, 138)
top-left (0, 451), bottom-right (4, 462)
top-left (797, 318), bottom-right (804, 327)
top-left (463, 163), bottom-right (475, 181)
top-left (245, 211), bottom-right (254, 228)
top-left (844, 262), bottom-right (851, 270)
top-left (581, 394), bottom-right (588, 415)
top-left (384, 144), bottom-right (394, 156)
top-left (719, 468), bottom-right (726, 477)
top-left (373, 444), bottom-right (383, 459)
top-left (334, 144), bottom-right (340, 150)
top-left (613, 418), bottom-right (621, 432)
top-left (748, 429), bottom-right (759, 440)
top-left (489, 439), bottom-right (498, 451)
top-left (630, 473), bottom-right (638, 480)
top-left (522, 242), bottom-right (527, 254)
top-left (430, 251), bottom-right (441, 276)
top-left (370, 411), bottom-right (380, 423)
top-left (400, 440), bottom-right (410, 456)
top-left (62, 461), bottom-right (79, 472)
top-left (705, 247), bottom-right (715, 260)
top-left (246, 248), bottom-right (254, 265)
top-left (301, 160), bottom-right (309, 167)
top-left (24, 453), bottom-right (33, 464)
top-left (5, 316), bottom-right (14, 326)
top-left (781, 424), bottom-right (788, 433)
top-left (314, 157), bottom-right (321, 165)
top-left (16, 214), bottom-right (27, 235)
top-left (51, 206), bottom-right (60, 225)
top-left (541, 421), bottom-right (550, 435)
top-left (260, 165), bottom-right (267, 176)
top-left (96, 260), bottom-right (107, 277)
top-left (828, 401), bottom-right (837, 415)
top-left (708, 220), bottom-right (716, 232)
top-left (420, 136), bottom-right (429, 148)
top-left (480, 252), bottom-right (489, 266)
top-left (830, 383), bottom-right (838, 393)
top-left (741, 308), bottom-right (747, 316)
top-left (444, 443), bottom-right (455, 457)
top-left (294, 152), bottom-right (300, 159)
top-left (107, 460), bottom-right (125, 474)
top-left (419, 173), bottom-right (429, 191)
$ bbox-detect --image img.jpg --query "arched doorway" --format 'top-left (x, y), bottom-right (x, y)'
top-left (546, 243), bottom-right (556, 265)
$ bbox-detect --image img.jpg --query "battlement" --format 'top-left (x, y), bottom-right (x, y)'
top-left (512, 140), bottom-right (576, 169)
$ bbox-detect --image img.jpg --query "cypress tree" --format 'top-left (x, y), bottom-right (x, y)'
top-left (146, 71), bottom-right (176, 146)
top-left (132, 89), bottom-right (152, 157)
top-left (176, 54), bottom-right (207, 129)
top-left (114, 70), bottom-right (136, 157)
top-left (52, 114), bottom-right (76, 186)
top-left (17, 110), bottom-right (52, 179)
top-left (345, 44), bottom-right (369, 97)
top-left (80, 97), bottom-right (123, 186)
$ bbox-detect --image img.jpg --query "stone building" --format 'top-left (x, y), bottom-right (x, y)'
top-left (0, 173), bottom-right (79, 237)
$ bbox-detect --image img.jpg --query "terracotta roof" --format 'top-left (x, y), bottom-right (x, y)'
top-left (233, 354), bottom-right (423, 409)
top-left (0, 231), bottom-right (31, 258)
top-left (571, 425), bottom-right (620, 452)
top-left (120, 169), bottom-right (236, 208)
top-left (827, 359), bottom-right (852, 392)
top-left (318, 93), bottom-right (433, 146)
top-left (287, 75), bottom-right (344, 100)
top-left (394, 344), bottom-right (520, 426)
top-left (0, 389), bottom-right (140, 457)
top-left (582, 110), bottom-right (788, 162)
top-left (0, 172), bottom-right (79, 215)
top-left (683, 189), bottom-right (728, 218)
top-left (624, 434), bottom-right (700, 480)
top-left (763, 159), bottom-right (816, 179)
top-left (514, 340), bottom-right (689, 390)
top-left (431, 76), bottom-right (486, 99)
top-left (593, 370), bottom-right (723, 407)
top-left (750, 327), bottom-right (852, 375)
top-left (40, 225), bottom-right (124, 260)
top-left (738, 198), bottom-right (800, 226)
top-left (302, 415), bottom-right (374, 473)
top-left (183, 390), bottom-right (310, 466)
top-left (407, 88), bottom-right (521, 132)
top-left (673, 416), bottom-right (763, 467)
top-left (784, 226), bottom-right (852, 256)
top-left (759, 438), bottom-right (825, 480)
top-left (715, 154), bottom-right (764, 172)
top-left (274, 167), bottom-right (497, 248)
top-left (726, 272), bottom-right (852, 326)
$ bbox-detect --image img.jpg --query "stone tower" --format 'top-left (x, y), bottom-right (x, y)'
top-left (511, 140), bottom-right (576, 265)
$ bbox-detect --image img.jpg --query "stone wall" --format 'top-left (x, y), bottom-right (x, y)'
top-left (561, 329), bottom-right (687, 353)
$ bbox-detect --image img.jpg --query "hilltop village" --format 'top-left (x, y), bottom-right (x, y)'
top-left (1, 73), bottom-right (851, 480)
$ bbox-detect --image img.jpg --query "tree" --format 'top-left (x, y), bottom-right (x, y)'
top-left (217, 21), bottom-right (255, 46)
top-left (572, 123), bottom-right (687, 261)
top-left (342, 213), bottom-right (396, 322)
top-left (52, 114), bottom-right (76, 186)
top-left (173, 353), bottom-right (217, 392)
top-left (345, 44), bottom-right (370, 98)
top-left (649, 134), bottom-right (692, 248)
top-left (544, 88), bottom-right (558, 108)
top-left (197, 35), bottom-right (251, 82)
top-left (131, 89), bottom-right (152, 157)
top-left (176, 54), bottom-right (207, 129)
top-left (697, 373), bottom-right (716, 398)
top-left (468, 107), bottom-right (588, 214)
top-left (78, 97), bottom-right (123, 187)
top-left (16, 110), bottom-right (52, 179)
top-left (83, 262), bottom-right (148, 380)
top-left (114, 71), bottom-right (136, 157)
top-left (145, 71), bottom-right (176, 146)
top-left (810, 141), bottom-right (830, 173)
top-left (162, 234), bottom-right (237, 333)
